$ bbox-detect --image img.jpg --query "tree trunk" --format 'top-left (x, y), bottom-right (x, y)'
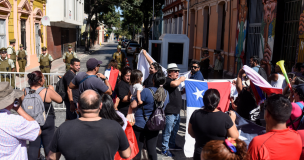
top-left (85, 15), bottom-right (92, 51)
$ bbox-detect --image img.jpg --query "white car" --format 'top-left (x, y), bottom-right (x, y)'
top-left (126, 43), bottom-right (140, 55)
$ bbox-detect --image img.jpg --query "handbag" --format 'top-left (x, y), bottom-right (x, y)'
top-left (141, 88), bottom-right (167, 131)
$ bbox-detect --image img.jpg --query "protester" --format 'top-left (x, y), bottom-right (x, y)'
top-left (63, 58), bottom-right (80, 120)
top-left (114, 67), bottom-right (132, 116)
top-left (130, 70), bottom-right (144, 107)
top-left (161, 63), bottom-right (186, 157)
top-left (0, 82), bottom-right (41, 160)
top-left (132, 47), bottom-right (140, 70)
top-left (260, 58), bottom-right (271, 77)
top-left (22, 71), bottom-right (62, 160)
top-left (142, 49), bottom-right (162, 88)
top-left (189, 59), bottom-right (204, 80)
top-left (69, 58), bottom-right (112, 96)
top-left (286, 84), bottom-right (304, 130)
top-left (48, 90), bottom-right (131, 160)
top-left (188, 89), bottom-right (239, 160)
top-left (248, 94), bottom-right (302, 159)
top-left (213, 53), bottom-right (224, 79)
top-left (268, 64), bottom-right (287, 90)
top-left (292, 63), bottom-right (303, 77)
top-left (107, 59), bottom-right (121, 77)
top-left (235, 68), bottom-right (260, 122)
top-left (249, 56), bottom-right (260, 73)
top-left (100, 94), bottom-right (127, 130)
top-left (201, 138), bottom-right (248, 160)
top-left (131, 71), bottom-right (169, 160)
top-left (200, 51), bottom-right (210, 79)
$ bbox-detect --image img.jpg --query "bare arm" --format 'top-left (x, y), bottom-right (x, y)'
top-left (227, 111), bottom-right (239, 139)
top-left (188, 123), bottom-right (195, 138)
top-left (142, 49), bottom-right (154, 65)
top-left (137, 90), bottom-right (142, 104)
top-left (118, 147), bottom-right (131, 159)
top-left (114, 97), bottom-right (120, 110)
top-left (103, 79), bottom-right (112, 95)
top-left (47, 151), bottom-right (61, 160)
top-left (236, 69), bottom-right (245, 94)
top-left (69, 81), bottom-right (78, 89)
top-left (170, 76), bottom-right (186, 88)
top-left (11, 68), bottom-right (15, 72)
top-left (268, 74), bottom-right (278, 82)
top-left (48, 85), bottom-right (63, 103)
top-left (201, 56), bottom-right (210, 61)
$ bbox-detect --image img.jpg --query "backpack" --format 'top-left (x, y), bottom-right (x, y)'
top-left (258, 67), bottom-right (268, 81)
top-left (56, 75), bottom-right (66, 100)
top-left (142, 88), bottom-right (167, 131)
top-left (22, 87), bottom-right (50, 126)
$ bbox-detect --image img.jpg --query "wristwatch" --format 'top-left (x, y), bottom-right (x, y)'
top-left (102, 77), bottom-right (108, 80)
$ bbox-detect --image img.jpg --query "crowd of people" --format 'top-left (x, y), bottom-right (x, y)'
top-left (2, 45), bottom-right (304, 160)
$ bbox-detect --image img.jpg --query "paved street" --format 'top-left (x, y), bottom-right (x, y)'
top-left (47, 42), bottom-right (193, 160)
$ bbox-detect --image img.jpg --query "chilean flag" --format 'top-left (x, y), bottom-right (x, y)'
top-left (243, 65), bottom-right (282, 104)
top-left (104, 66), bottom-right (119, 91)
top-left (184, 79), bottom-right (231, 157)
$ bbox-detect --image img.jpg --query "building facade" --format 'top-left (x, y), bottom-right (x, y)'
top-left (163, 0), bottom-right (184, 34)
top-left (46, 0), bottom-right (84, 59)
top-left (0, 0), bottom-right (47, 70)
top-left (184, 0), bottom-right (304, 77)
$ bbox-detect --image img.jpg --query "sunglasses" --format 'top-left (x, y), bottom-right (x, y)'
top-left (171, 70), bottom-right (179, 73)
top-left (191, 66), bottom-right (199, 69)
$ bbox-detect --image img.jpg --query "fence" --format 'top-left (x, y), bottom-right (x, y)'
top-left (0, 71), bottom-right (66, 110)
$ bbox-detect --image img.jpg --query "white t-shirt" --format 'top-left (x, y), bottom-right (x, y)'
top-left (116, 110), bottom-right (127, 131)
top-left (271, 74), bottom-right (287, 90)
top-left (130, 83), bottom-right (143, 98)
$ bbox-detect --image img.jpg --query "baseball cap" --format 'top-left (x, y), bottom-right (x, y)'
top-left (86, 58), bottom-right (102, 70)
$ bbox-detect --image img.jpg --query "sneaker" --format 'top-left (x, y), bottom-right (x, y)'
top-left (161, 150), bottom-right (174, 157)
top-left (169, 145), bottom-right (183, 150)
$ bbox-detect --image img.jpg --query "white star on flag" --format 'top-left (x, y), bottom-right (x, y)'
top-left (193, 87), bottom-right (204, 100)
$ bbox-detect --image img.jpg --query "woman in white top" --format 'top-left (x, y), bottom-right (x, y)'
top-left (269, 65), bottom-right (287, 90)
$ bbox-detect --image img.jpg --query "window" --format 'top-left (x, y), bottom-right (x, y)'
top-left (168, 43), bottom-right (184, 64)
top-left (220, 4), bottom-right (226, 50)
top-left (216, 2), bottom-right (226, 50)
top-left (203, 7), bottom-right (210, 48)
top-left (152, 43), bottom-right (162, 62)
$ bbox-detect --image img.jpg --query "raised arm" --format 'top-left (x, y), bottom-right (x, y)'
top-left (170, 76), bottom-right (186, 88)
top-left (236, 69), bottom-right (245, 94)
top-left (142, 49), bottom-right (154, 65)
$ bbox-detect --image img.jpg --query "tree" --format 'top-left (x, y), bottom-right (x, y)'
top-left (122, 0), bottom-right (164, 49)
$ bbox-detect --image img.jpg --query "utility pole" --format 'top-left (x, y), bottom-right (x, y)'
top-left (152, 0), bottom-right (154, 40)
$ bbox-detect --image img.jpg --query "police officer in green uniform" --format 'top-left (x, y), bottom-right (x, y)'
top-left (63, 44), bottom-right (77, 71)
top-left (39, 47), bottom-right (53, 86)
top-left (0, 48), bottom-right (15, 88)
top-left (16, 44), bottom-right (27, 77)
top-left (7, 39), bottom-right (17, 70)
top-left (112, 45), bottom-right (125, 70)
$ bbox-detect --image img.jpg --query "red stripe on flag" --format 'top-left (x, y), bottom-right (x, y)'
top-left (109, 67), bottom-right (119, 91)
top-left (208, 82), bottom-right (231, 112)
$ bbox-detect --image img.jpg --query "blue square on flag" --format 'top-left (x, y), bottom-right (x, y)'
top-left (185, 80), bottom-right (208, 108)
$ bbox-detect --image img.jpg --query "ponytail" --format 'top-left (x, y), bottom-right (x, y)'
top-left (152, 71), bottom-right (167, 102)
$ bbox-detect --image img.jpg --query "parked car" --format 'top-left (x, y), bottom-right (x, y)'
top-left (126, 42), bottom-right (140, 55)
top-left (122, 40), bottom-right (129, 48)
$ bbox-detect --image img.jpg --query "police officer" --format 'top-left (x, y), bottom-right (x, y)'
top-left (7, 39), bottom-right (17, 72)
top-left (16, 44), bottom-right (27, 77)
top-left (112, 45), bottom-right (125, 70)
top-left (0, 48), bottom-right (15, 88)
top-left (39, 47), bottom-right (53, 86)
top-left (63, 44), bottom-right (77, 71)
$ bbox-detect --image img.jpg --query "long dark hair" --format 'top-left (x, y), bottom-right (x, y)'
top-left (99, 94), bottom-right (124, 127)
top-left (28, 71), bottom-right (44, 86)
top-left (108, 59), bottom-right (118, 70)
top-left (151, 62), bottom-right (161, 72)
top-left (203, 89), bottom-right (220, 111)
top-left (152, 71), bottom-right (167, 102)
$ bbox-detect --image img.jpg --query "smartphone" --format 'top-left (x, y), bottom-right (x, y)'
top-left (13, 98), bottom-right (19, 107)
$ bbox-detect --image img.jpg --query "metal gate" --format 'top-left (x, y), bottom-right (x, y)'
top-left (246, 23), bottom-right (261, 65)
top-left (0, 19), bottom-right (6, 48)
top-left (280, 0), bottom-right (302, 71)
top-left (35, 23), bottom-right (41, 57)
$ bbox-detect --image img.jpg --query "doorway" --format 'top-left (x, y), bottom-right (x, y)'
top-left (21, 19), bottom-right (26, 50)
top-left (35, 23), bottom-right (41, 57)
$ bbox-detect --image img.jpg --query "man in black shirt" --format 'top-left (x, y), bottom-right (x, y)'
top-left (200, 51), bottom-right (210, 79)
top-left (162, 63), bottom-right (186, 157)
top-left (63, 58), bottom-right (80, 120)
top-left (48, 90), bottom-right (131, 160)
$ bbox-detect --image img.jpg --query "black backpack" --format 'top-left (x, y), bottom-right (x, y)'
top-left (56, 75), bottom-right (66, 100)
top-left (142, 88), bottom-right (167, 131)
top-left (258, 67), bottom-right (268, 81)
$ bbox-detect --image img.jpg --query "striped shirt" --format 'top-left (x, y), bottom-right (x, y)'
top-left (0, 109), bottom-right (40, 160)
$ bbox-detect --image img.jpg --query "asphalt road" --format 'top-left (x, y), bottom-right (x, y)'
top-left (48, 42), bottom-right (192, 160)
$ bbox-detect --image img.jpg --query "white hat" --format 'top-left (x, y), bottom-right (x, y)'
top-left (167, 63), bottom-right (180, 71)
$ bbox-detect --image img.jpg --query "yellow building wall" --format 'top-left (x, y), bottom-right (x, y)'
top-left (8, 0), bottom-right (14, 40)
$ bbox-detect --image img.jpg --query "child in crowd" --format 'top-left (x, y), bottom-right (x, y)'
top-left (128, 70), bottom-right (144, 124)
top-left (201, 138), bottom-right (248, 160)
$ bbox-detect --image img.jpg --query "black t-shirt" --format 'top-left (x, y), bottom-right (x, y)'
top-left (163, 77), bottom-right (182, 114)
top-left (143, 74), bottom-right (154, 88)
top-left (63, 70), bottom-right (80, 103)
top-left (115, 80), bottom-right (131, 116)
top-left (49, 118), bottom-right (129, 160)
top-left (236, 89), bottom-right (259, 122)
top-left (200, 58), bottom-right (210, 69)
top-left (190, 109), bottom-right (233, 154)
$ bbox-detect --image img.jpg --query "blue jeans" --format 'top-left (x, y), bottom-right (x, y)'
top-left (162, 114), bottom-right (180, 151)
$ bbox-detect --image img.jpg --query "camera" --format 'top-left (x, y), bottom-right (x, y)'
top-left (13, 98), bottom-right (19, 107)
